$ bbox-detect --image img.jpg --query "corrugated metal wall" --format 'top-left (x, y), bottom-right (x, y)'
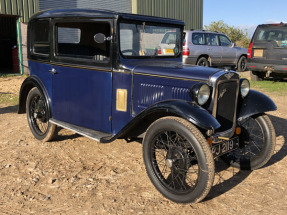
top-left (136, 0), bottom-right (203, 30)
top-left (39, 0), bottom-right (132, 13)
top-left (0, 0), bottom-right (39, 23)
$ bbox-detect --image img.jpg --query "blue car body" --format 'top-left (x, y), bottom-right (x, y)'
top-left (18, 8), bottom-right (276, 142)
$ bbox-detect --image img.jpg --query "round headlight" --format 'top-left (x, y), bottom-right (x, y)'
top-left (240, 79), bottom-right (250, 98)
top-left (198, 84), bottom-right (211, 105)
top-left (190, 83), bottom-right (210, 105)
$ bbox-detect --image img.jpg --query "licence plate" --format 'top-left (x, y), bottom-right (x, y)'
top-left (165, 49), bottom-right (174, 54)
top-left (254, 49), bottom-right (263, 57)
top-left (211, 137), bottom-right (239, 158)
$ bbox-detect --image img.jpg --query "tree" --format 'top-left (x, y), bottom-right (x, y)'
top-left (204, 20), bottom-right (250, 48)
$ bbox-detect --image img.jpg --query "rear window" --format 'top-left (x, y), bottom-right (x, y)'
top-left (254, 27), bottom-right (287, 47)
top-left (161, 32), bottom-right (177, 44)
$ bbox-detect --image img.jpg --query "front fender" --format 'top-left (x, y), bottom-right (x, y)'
top-left (102, 100), bottom-right (220, 142)
top-left (238, 90), bottom-right (277, 121)
top-left (18, 76), bottom-right (51, 116)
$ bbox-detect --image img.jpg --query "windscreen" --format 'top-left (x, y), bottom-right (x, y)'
top-left (119, 22), bottom-right (181, 57)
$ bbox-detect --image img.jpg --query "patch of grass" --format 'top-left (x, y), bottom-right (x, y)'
top-left (250, 80), bottom-right (287, 95)
top-left (0, 74), bottom-right (19, 78)
top-left (0, 93), bottom-right (19, 106)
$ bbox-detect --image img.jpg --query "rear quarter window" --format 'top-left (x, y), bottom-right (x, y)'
top-left (192, 33), bottom-right (206, 45)
top-left (30, 20), bottom-right (50, 57)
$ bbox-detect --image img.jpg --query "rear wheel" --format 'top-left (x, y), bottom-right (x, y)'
top-left (221, 114), bottom-right (275, 170)
top-left (26, 87), bottom-right (57, 141)
top-left (143, 117), bottom-right (214, 203)
top-left (237, 56), bottom-right (247, 72)
top-left (196, 57), bottom-right (209, 67)
top-left (250, 71), bottom-right (264, 81)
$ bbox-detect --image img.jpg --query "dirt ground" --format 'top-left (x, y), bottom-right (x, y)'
top-left (0, 74), bottom-right (286, 215)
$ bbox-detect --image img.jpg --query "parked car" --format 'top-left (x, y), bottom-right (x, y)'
top-left (182, 30), bottom-right (248, 71)
top-left (247, 22), bottom-right (287, 80)
top-left (18, 9), bottom-right (277, 204)
top-left (157, 31), bottom-right (179, 55)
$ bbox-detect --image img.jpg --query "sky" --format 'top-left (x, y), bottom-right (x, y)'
top-left (203, 0), bottom-right (287, 37)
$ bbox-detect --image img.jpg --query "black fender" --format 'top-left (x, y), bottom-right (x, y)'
top-left (237, 90), bottom-right (277, 121)
top-left (101, 100), bottom-right (220, 143)
top-left (18, 76), bottom-right (51, 117)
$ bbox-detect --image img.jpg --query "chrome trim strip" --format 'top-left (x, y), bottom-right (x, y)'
top-left (29, 59), bottom-right (112, 72)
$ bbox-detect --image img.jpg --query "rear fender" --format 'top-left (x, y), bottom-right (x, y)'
top-left (18, 76), bottom-right (51, 116)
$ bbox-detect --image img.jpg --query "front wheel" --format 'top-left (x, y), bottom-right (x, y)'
top-left (143, 117), bottom-right (214, 203)
top-left (26, 87), bottom-right (57, 141)
top-left (221, 114), bottom-right (276, 170)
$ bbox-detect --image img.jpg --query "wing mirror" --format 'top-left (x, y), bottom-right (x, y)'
top-left (94, 33), bottom-right (112, 43)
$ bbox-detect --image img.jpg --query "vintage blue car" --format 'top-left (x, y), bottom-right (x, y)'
top-left (18, 9), bottom-right (277, 203)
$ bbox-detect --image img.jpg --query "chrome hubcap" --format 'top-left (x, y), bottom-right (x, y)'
top-left (165, 159), bottom-right (173, 168)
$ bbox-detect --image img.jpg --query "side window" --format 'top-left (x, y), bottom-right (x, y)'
top-left (56, 21), bottom-right (110, 63)
top-left (219, 35), bottom-right (231, 46)
top-left (192, 33), bottom-right (205, 45)
top-left (30, 20), bottom-right (50, 56)
top-left (208, 34), bottom-right (219, 46)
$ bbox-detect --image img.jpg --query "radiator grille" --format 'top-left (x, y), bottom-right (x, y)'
top-left (216, 81), bottom-right (237, 132)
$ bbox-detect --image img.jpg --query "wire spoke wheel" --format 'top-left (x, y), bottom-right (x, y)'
top-left (29, 95), bottom-right (49, 135)
top-left (152, 131), bottom-right (199, 192)
top-left (143, 117), bottom-right (214, 203)
top-left (221, 114), bottom-right (275, 170)
top-left (26, 87), bottom-right (57, 141)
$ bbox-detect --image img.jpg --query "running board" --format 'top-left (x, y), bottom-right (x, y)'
top-left (50, 119), bottom-right (113, 143)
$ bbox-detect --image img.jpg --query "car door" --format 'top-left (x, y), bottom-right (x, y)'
top-left (205, 33), bottom-right (222, 65)
top-left (50, 19), bottom-right (113, 133)
top-left (219, 34), bottom-right (237, 65)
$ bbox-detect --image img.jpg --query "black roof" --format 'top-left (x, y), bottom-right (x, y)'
top-left (30, 8), bottom-right (185, 26)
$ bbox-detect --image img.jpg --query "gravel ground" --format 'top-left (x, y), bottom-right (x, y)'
top-left (0, 74), bottom-right (286, 214)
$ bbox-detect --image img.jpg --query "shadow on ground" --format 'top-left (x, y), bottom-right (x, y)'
top-left (0, 105), bottom-right (18, 114)
top-left (205, 114), bottom-right (286, 201)
top-left (265, 115), bottom-right (287, 167)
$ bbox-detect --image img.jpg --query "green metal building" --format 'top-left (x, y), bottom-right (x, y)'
top-left (135, 0), bottom-right (202, 31)
top-left (0, 0), bottom-right (203, 74)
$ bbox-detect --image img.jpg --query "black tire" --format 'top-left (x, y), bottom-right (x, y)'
top-left (143, 117), bottom-right (215, 203)
top-left (250, 71), bottom-right (263, 81)
top-left (221, 114), bottom-right (276, 170)
top-left (196, 57), bottom-right (209, 67)
top-left (237, 56), bottom-right (247, 72)
top-left (26, 87), bottom-right (57, 141)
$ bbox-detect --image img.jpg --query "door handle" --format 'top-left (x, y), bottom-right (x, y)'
top-left (49, 68), bottom-right (57, 74)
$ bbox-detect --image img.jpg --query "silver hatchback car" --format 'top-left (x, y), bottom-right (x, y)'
top-left (183, 30), bottom-right (248, 71)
